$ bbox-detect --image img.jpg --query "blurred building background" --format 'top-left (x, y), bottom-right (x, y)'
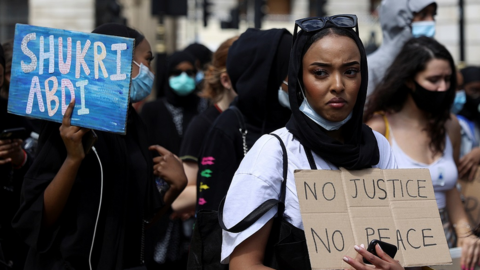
top-left (0, 0), bottom-right (479, 68)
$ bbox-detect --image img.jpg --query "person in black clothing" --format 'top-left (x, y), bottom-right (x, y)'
top-left (140, 51), bottom-right (206, 269)
top-left (12, 23), bottom-right (187, 270)
top-left (141, 51), bottom-right (207, 155)
top-left (0, 42), bottom-right (33, 270)
top-left (195, 28), bottom-right (292, 213)
top-left (175, 36), bottom-right (238, 220)
top-left (184, 43), bottom-right (213, 85)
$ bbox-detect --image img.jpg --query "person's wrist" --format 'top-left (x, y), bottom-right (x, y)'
top-left (65, 153), bottom-right (85, 164)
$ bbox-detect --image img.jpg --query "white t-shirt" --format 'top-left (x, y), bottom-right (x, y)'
top-left (221, 127), bottom-right (397, 264)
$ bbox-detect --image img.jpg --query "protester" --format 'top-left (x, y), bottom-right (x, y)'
top-left (141, 51), bottom-right (207, 155)
top-left (184, 42), bottom-right (213, 86)
top-left (455, 66), bottom-right (480, 180)
top-left (220, 16), bottom-right (397, 269)
top-left (365, 36), bottom-right (480, 270)
top-left (196, 28), bottom-right (292, 213)
top-left (12, 23), bottom-right (187, 269)
top-left (140, 50), bottom-right (206, 269)
top-left (175, 36), bottom-right (238, 219)
top-left (0, 42), bottom-right (35, 270)
top-left (367, 0), bottom-right (437, 96)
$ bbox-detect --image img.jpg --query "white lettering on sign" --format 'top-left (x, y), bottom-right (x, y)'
top-left (21, 33), bottom-right (37, 73)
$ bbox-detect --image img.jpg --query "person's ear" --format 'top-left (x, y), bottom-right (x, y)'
top-left (220, 73), bottom-right (232, 90)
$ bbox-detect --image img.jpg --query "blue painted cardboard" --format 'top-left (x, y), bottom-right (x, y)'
top-left (8, 24), bottom-right (134, 134)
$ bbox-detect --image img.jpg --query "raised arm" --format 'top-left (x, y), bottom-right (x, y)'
top-left (42, 100), bottom-right (90, 227)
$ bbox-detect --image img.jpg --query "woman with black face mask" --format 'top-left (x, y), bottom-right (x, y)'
top-left (365, 37), bottom-right (480, 270)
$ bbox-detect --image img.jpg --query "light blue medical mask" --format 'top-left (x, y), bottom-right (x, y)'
top-left (169, 72), bottom-right (196, 96)
top-left (298, 82), bottom-right (352, 130)
top-left (278, 88), bottom-right (290, 109)
top-left (196, 71), bottom-right (204, 84)
top-left (278, 81), bottom-right (290, 109)
top-left (451, 90), bottom-right (466, 114)
top-left (131, 61), bottom-right (154, 103)
top-left (412, 21), bottom-right (436, 38)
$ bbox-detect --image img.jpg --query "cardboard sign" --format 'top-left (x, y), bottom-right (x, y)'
top-left (295, 168), bottom-right (451, 269)
top-left (8, 24), bottom-right (134, 134)
top-left (459, 166), bottom-right (480, 225)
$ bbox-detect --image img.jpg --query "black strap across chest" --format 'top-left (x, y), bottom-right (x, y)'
top-left (218, 133), bottom-right (287, 233)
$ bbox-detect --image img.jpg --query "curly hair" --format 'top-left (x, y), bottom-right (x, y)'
top-left (364, 37), bottom-right (457, 156)
top-left (199, 36), bottom-right (238, 103)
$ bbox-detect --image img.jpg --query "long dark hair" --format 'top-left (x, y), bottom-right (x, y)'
top-left (365, 37), bottom-right (456, 156)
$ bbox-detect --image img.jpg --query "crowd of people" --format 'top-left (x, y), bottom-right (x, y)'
top-left (1, 0), bottom-right (480, 269)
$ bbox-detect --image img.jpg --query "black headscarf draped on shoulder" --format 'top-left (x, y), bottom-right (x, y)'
top-left (227, 28), bottom-right (292, 132)
top-left (286, 23), bottom-right (380, 170)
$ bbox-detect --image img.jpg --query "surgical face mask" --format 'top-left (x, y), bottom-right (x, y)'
top-left (451, 90), bottom-right (466, 114)
top-left (169, 72), bottom-right (196, 96)
top-left (131, 61), bottom-right (154, 103)
top-left (412, 21), bottom-right (436, 38)
top-left (278, 88), bottom-right (290, 109)
top-left (298, 82), bottom-right (352, 131)
top-left (278, 80), bottom-right (290, 109)
top-left (196, 71), bottom-right (204, 84)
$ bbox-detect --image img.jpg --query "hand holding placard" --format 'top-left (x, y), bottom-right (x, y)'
top-left (294, 168), bottom-right (451, 269)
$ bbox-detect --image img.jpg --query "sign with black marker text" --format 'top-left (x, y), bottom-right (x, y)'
top-left (294, 168), bottom-right (451, 269)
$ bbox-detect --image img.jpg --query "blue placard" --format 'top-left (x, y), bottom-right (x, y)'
top-left (8, 24), bottom-right (134, 134)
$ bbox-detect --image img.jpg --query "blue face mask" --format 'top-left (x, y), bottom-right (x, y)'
top-left (451, 90), bottom-right (466, 114)
top-left (169, 72), bottom-right (196, 96)
top-left (412, 21), bottom-right (436, 38)
top-left (298, 82), bottom-right (352, 130)
top-left (278, 80), bottom-right (290, 109)
top-left (131, 61), bottom-right (154, 103)
top-left (278, 88), bottom-right (290, 109)
top-left (196, 71), bottom-right (204, 84)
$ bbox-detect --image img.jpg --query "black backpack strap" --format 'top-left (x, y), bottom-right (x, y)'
top-left (229, 105), bottom-right (249, 156)
top-left (219, 133), bottom-right (288, 233)
top-left (303, 146), bottom-right (317, 170)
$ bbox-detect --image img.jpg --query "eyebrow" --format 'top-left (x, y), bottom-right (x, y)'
top-left (310, 61), bottom-right (360, 67)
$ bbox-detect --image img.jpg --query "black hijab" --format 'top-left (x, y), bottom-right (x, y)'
top-left (461, 66), bottom-right (480, 86)
top-left (184, 43), bottom-right (212, 68)
top-left (227, 28), bottom-right (292, 132)
top-left (92, 23), bottom-right (145, 45)
top-left (459, 66), bottom-right (480, 124)
top-left (286, 23), bottom-right (380, 170)
top-left (164, 51), bottom-right (200, 108)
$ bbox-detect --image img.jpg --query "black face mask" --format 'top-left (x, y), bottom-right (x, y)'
top-left (410, 81), bottom-right (448, 114)
top-left (459, 94), bottom-right (480, 123)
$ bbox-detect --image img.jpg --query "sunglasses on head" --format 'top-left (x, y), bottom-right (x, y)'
top-left (293, 14), bottom-right (358, 43)
top-left (171, 69), bottom-right (195, 77)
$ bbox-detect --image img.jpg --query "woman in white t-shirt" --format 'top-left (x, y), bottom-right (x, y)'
top-left (221, 15), bottom-right (401, 270)
top-left (365, 37), bottom-right (480, 270)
